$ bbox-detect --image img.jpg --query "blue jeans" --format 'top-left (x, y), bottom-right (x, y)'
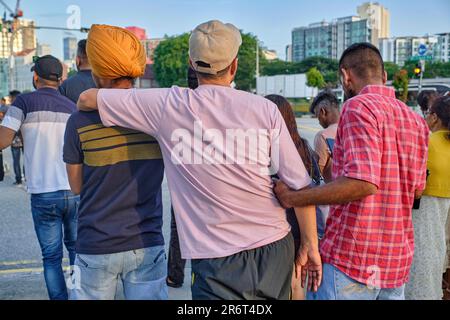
top-left (69, 246), bottom-right (168, 300)
top-left (307, 264), bottom-right (405, 300)
top-left (31, 190), bottom-right (79, 300)
top-left (11, 146), bottom-right (23, 183)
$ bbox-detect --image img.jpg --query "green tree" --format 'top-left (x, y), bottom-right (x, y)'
top-left (393, 69), bottom-right (409, 102)
top-left (384, 62), bottom-right (400, 81)
top-left (261, 56), bottom-right (339, 87)
top-left (306, 67), bottom-right (325, 94)
top-left (153, 32), bottom-right (265, 91)
top-left (235, 32), bottom-right (266, 91)
top-left (153, 33), bottom-right (190, 88)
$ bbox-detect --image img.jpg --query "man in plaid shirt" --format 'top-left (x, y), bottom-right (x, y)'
top-left (275, 43), bottom-right (429, 300)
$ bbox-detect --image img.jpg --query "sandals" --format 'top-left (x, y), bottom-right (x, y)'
top-left (166, 277), bottom-right (183, 289)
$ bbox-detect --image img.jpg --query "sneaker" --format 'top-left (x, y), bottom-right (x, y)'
top-left (13, 181), bottom-right (22, 186)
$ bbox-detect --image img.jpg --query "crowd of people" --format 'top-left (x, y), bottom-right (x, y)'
top-left (0, 19), bottom-right (449, 300)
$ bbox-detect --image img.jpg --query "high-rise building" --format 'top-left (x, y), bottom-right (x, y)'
top-left (379, 37), bottom-right (395, 62)
top-left (0, 58), bottom-right (9, 97)
top-left (357, 2), bottom-right (390, 45)
top-left (291, 3), bottom-right (389, 62)
top-left (335, 16), bottom-right (372, 60)
top-left (0, 18), bottom-right (37, 95)
top-left (285, 44), bottom-right (293, 62)
top-left (37, 43), bottom-right (52, 56)
top-left (12, 48), bottom-right (36, 93)
top-left (63, 36), bottom-right (77, 61)
top-left (435, 33), bottom-right (450, 62)
top-left (0, 18), bottom-right (36, 59)
top-left (292, 17), bottom-right (372, 62)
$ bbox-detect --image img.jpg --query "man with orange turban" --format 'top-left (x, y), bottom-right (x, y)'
top-left (63, 25), bottom-right (167, 300)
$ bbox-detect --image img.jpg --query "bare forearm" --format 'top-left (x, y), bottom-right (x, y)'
top-left (77, 89), bottom-right (99, 111)
top-left (0, 126), bottom-right (16, 150)
top-left (286, 177), bottom-right (378, 207)
top-left (294, 205), bottom-right (318, 248)
top-left (66, 164), bottom-right (83, 195)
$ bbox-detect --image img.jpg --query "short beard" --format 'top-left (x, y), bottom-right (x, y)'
top-left (344, 87), bottom-right (357, 102)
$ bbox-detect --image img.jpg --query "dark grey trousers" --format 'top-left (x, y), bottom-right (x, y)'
top-left (191, 233), bottom-right (294, 300)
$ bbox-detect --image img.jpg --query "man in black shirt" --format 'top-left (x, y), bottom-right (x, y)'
top-left (59, 39), bottom-right (96, 103)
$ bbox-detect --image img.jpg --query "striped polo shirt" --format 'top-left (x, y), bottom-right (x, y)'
top-left (1, 87), bottom-right (76, 194)
top-left (63, 110), bottom-right (164, 254)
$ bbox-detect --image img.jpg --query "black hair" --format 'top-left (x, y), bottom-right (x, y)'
top-left (9, 90), bottom-right (21, 98)
top-left (310, 90), bottom-right (339, 114)
top-left (77, 39), bottom-right (88, 59)
top-left (339, 42), bottom-right (384, 81)
top-left (195, 64), bottom-right (231, 80)
top-left (417, 90), bottom-right (439, 112)
top-left (430, 96), bottom-right (450, 140)
top-left (187, 67), bottom-right (199, 89)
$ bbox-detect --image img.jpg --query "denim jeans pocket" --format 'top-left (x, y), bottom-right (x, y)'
top-left (136, 246), bottom-right (166, 268)
top-left (32, 203), bottom-right (58, 223)
top-left (76, 254), bottom-right (110, 270)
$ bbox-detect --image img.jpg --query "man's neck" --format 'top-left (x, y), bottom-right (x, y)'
top-left (198, 78), bottom-right (231, 88)
top-left (37, 85), bottom-right (57, 90)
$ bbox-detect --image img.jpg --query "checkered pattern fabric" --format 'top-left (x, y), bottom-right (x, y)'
top-left (320, 85), bottom-right (429, 289)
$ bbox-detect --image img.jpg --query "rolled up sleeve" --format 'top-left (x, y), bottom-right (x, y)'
top-left (340, 107), bottom-right (381, 188)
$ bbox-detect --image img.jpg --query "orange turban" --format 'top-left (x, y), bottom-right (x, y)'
top-left (86, 24), bottom-right (146, 79)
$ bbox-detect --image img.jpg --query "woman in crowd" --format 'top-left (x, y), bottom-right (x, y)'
top-left (406, 95), bottom-right (450, 300)
top-left (265, 94), bottom-right (321, 300)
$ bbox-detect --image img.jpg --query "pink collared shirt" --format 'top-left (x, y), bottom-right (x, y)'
top-left (97, 85), bottom-right (311, 259)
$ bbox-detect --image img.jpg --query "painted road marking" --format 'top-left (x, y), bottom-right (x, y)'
top-left (0, 258), bottom-right (68, 266)
top-left (0, 258), bottom-right (70, 275)
top-left (0, 266), bottom-right (69, 275)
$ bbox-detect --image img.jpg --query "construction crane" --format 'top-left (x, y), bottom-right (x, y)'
top-left (0, 0), bottom-right (23, 20)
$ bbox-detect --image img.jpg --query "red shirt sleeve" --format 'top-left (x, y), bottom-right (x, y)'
top-left (340, 103), bottom-right (382, 188)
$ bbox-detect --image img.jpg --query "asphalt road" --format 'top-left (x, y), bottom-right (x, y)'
top-left (0, 117), bottom-right (321, 300)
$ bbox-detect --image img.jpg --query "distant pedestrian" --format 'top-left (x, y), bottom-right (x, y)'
top-left (309, 90), bottom-right (340, 183)
top-left (406, 96), bottom-right (450, 300)
top-left (417, 90), bottom-right (439, 117)
top-left (265, 94), bottom-right (321, 300)
top-left (9, 90), bottom-right (24, 185)
top-left (275, 43), bottom-right (429, 300)
top-left (0, 55), bottom-right (78, 300)
top-left (59, 39), bottom-right (96, 103)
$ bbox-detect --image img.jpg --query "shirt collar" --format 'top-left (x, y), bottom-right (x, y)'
top-left (37, 87), bottom-right (59, 94)
top-left (359, 85), bottom-right (396, 98)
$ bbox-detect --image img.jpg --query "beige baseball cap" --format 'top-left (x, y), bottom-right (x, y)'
top-left (189, 20), bottom-right (242, 75)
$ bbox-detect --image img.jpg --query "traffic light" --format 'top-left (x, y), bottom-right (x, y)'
top-left (414, 61), bottom-right (425, 78)
top-left (414, 64), bottom-right (422, 77)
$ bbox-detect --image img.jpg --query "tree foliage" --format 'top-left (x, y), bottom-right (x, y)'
top-left (306, 67), bottom-right (325, 90)
top-left (261, 56), bottom-right (339, 87)
top-left (153, 33), bottom-right (190, 88)
top-left (153, 32), bottom-right (266, 91)
top-left (393, 69), bottom-right (409, 102)
top-left (235, 33), bottom-right (267, 91)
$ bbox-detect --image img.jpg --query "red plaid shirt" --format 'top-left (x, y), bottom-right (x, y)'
top-left (320, 85), bottom-right (429, 289)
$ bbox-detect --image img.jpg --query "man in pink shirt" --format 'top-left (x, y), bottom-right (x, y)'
top-left (77, 20), bottom-right (321, 300)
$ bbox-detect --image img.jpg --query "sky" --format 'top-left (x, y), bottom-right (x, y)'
top-left (4, 0), bottom-right (450, 60)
